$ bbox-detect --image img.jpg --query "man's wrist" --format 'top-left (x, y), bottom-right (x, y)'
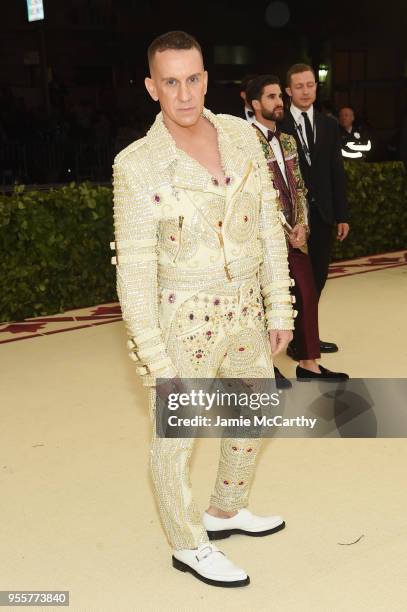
top-left (302, 224), bottom-right (310, 234)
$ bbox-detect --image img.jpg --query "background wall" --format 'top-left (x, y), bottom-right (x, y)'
top-left (1, 0), bottom-right (406, 157)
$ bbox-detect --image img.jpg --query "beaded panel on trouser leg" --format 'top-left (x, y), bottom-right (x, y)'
top-left (209, 325), bottom-right (275, 512)
top-left (148, 389), bottom-right (209, 551)
top-left (148, 278), bottom-right (274, 548)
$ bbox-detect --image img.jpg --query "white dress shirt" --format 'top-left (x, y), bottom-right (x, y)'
top-left (290, 103), bottom-right (315, 149)
top-left (252, 119), bottom-right (288, 185)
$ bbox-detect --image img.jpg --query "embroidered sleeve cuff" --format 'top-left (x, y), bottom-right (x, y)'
top-left (126, 330), bottom-right (177, 382)
top-left (261, 278), bottom-right (295, 298)
top-left (265, 304), bottom-right (297, 331)
top-left (139, 364), bottom-right (179, 388)
top-left (263, 293), bottom-right (296, 307)
top-left (266, 314), bottom-right (297, 331)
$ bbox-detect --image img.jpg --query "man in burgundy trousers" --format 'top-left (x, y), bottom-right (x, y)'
top-left (246, 74), bottom-right (348, 380)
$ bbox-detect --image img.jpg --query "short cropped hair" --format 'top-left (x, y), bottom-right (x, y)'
top-left (239, 73), bottom-right (259, 94)
top-left (286, 63), bottom-right (316, 86)
top-left (246, 74), bottom-right (281, 106)
top-left (147, 31), bottom-right (203, 68)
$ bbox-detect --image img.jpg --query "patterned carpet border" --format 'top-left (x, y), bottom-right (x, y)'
top-left (1, 250), bottom-right (406, 345)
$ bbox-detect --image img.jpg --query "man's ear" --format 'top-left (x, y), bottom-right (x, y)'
top-left (145, 77), bottom-right (158, 101)
top-left (203, 70), bottom-right (208, 95)
top-left (251, 99), bottom-right (260, 111)
top-left (240, 91), bottom-right (246, 102)
top-left (285, 86), bottom-right (292, 99)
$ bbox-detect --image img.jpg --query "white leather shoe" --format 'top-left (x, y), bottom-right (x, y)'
top-left (172, 543), bottom-right (250, 587)
top-left (203, 508), bottom-right (285, 540)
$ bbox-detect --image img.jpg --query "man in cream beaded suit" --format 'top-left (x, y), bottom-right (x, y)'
top-left (111, 31), bottom-right (295, 588)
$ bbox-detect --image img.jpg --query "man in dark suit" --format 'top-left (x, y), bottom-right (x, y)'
top-left (246, 73), bottom-right (348, 381)
top-left (279, 63), bottom-right (350, 354)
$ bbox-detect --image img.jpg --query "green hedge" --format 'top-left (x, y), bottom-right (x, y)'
top-left (1, 161), bottom-right (407, 322)
top-left (332, 160), bottom-right (407, 260)
top-left (0, 183), bottom-right (115, 322)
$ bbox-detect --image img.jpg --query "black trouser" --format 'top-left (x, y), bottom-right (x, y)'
top-left (307, 205), bottom-right (334, 299)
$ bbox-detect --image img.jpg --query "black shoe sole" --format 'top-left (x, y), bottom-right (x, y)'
top-left (319, 346), bottom-right (339, 353)
top-left (296, 375), bottom-right (349, 382)
top-left (207, 520), bottom-right (285, 541)
top-left (172, 556), bottom-right (250, 588)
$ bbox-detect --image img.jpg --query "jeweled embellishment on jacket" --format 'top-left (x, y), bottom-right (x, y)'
top-left (224, 192), bottom-right (258, 243)
top-left (198, 196), bottom-right (226, 231)
top-left (112, 107), bottom-right (295, 387)
top-left (158, 218), bottom-right (198, 262)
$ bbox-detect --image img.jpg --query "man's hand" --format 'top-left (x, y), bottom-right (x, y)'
top-left (337, 222), bottom-right (350, 241)
top-left (289, 224), bottom-right (307, 248)
top-left (156, 376), bottom-right (185, 402)
top-left (268, 329), bottom-right (293, 357)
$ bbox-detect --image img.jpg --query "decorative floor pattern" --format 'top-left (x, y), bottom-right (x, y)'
top-left (0, 304), bottom-right (122, 345)
top-left (328, 249), bottom-right (407, 279)
top-left (1, 250), bottom-right (406, 345)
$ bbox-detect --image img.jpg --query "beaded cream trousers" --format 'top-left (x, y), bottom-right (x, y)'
top-left (148, 276), bottom-right (275, 550)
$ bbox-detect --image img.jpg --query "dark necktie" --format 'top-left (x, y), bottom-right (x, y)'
top-left (247, 109), bottom-right (254, 118)
top-left (301, 111), bottom-right (314, 157)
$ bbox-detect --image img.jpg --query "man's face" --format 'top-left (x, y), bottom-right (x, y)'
top-left (339, 107), bottom-right (355, 130)
top-left (254, 83), bottom-right (284, 122)
top-left (286, 70), bottom-right (317, 110)
top-left (145, 47), bottom-right (208, 129)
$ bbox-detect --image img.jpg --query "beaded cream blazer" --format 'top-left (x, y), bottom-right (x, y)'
top-left (111, 108), bottom-right (296, 386)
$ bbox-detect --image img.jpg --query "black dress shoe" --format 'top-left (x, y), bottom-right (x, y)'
top-left (296, 364), bottom-right (349, 381)
top-left (274, 367), bottom-right (292, 389)
top-left (319, 340), bottom-right (338, 353)
top-left (286, 341), bottom-right (299, 361)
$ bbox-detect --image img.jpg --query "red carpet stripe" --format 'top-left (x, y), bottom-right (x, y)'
top-left (1, 250), bottom-right (406, 344)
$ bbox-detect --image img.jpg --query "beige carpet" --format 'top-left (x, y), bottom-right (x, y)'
top-left (0, 264), bottom-right (406, 612)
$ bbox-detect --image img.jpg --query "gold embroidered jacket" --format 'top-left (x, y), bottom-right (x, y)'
top-left (253, 126), bottom-right (308, 229)
top-left (112, 108), bottom-right (295, 386)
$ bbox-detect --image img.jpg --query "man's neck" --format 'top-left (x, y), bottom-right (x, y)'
top-left (255, 114), bottom-right (276, 132)
top-left (163, 113), bottom-right (211, 146)
top-left (291, 102), bottom-right (313, 114)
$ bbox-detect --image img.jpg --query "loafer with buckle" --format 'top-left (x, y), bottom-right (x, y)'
top-left (203, 508), bottom-right (285, 540)
top-left (172, 543), bottom-right (249, 587)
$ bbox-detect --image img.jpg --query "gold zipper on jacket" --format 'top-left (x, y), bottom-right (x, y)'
top-left (217, 231), bottom-right (232, 281)
top-left (172, 215), bottom-right (184, 263)
top-left (172, 213), bottom-right (231, 281)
